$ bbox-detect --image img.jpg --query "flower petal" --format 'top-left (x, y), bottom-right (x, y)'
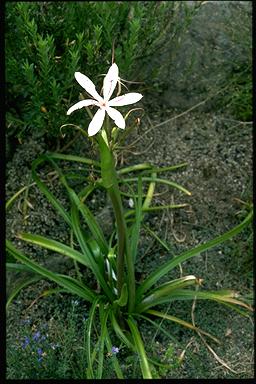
top-left (74, 72), bottom-right (103, 102)
top-left (88, 108), bottom-right (105, 136)
top-left (103, 63), bottom-right (119, 101)
top-left (67, 99), bottom-right (99, 115)
top-left (106, 107), bottom-right (125, 129)
top-left (108, 92), bottom-right (143, 107)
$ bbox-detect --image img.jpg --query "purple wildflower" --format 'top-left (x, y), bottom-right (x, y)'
top-left (37, 348), bottom-right (43, 356)
top-left (32, 331), bottom-right (41, 341)
top-left (37, 348), bottom-right (43, 364)
top-left (21, 336), bottom-right (30, 349)
top-left (21, 319), bottom-right (31, 325)
top-left (111, 346), bottom-right (119, 354)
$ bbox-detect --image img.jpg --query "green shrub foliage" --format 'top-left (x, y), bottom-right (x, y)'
top-left (6, 1), bottom-right (191, 141)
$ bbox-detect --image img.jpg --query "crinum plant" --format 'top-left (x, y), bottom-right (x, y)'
top-left (6, 62), bottom-right (253, 379)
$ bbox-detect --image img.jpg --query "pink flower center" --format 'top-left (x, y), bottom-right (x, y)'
top-left (100, 100), bottom-right (107, 109)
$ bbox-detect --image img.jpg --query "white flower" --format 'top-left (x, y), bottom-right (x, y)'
top-left (128, 198), bottom-right (134, 208)
top-left (67, 63), bottom-right (143, 137)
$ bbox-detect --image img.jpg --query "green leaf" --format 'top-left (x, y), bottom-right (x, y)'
top-left (147, 163), bottom-right (188, 173)
top-left (97, 304), bottom-right (110, 379)
top-left (18, 232), bottom-right (90, 267)
top-left (137, 209), bottom-right (253, 299)
top-left (6, 239), bottom-right (96, 302)
top-left (68, 187), bottom-right (108, 254)
top-left (45, 154), bottom-right (108, 254)
top-left (125, 203), bottom-right (189, 219)
top-left (86, 298), bottom-right (100, 379)
top-left (114, 283), bottom-right (128, 307)
top-left (129, 176), bottom-right (143, 262)
top-left (117, 162), bottom-right (188, 175)
top-left (117, 163), bottom-right (152, 175)
top-left (135, 314), bottom-right (178, 343)
top-left (32, 156), bottom-right (71, 226)
top-left (104, 327), bottom-right (124, 379)
top-left (6, 276), bottom-right (43, 310)
top-left (136, 275), bottom-right (197, 312)
top-left (127, 317), bottom-right (152, 379)
top-left (6, 262), bottom-right (35, 273)
top-left (146, 309), bottom-right (220, 344)
top-left (142, 172), bottom-right (156, 210)
top-left (121, 176), bottom-right (191, 196)
top-left (110, 312), bottom-right (135, 351)
top-left (6, 183), bottom-right (35, 211)
top-left (70, 203), bottom-right (114, 301)
top-left (169, 289), bottom-right (253, 314)
top-left (143, 224), bottom-right (170, 252)
top-left (48, 152), bottom-right (100, 167)
top-left (143, 289), bottom-right (252, 317)
top-left (97, 132), bottom-right (118, 189)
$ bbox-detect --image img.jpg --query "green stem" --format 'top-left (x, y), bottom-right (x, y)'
top-left (108, 186), bottom-right (125, 295)
top-left (97, 131), bottom-right (135, 312)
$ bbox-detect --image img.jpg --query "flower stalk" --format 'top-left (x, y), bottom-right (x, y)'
top-left (97, 132), bottom-right (135, 311)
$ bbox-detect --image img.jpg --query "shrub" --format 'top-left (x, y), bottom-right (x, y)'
top-left (6, 1), bottom-right (197, 143)
top-left (216, 2), bottom-right (252, 121)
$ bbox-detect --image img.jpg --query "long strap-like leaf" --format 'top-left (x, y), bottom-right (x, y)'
top-left (110, 312), bottom-right (135, 351)
top-left (6, 239), bottom-right (96, 302)
top-left (70, 203), bottom-right (114, 301)
top-left (117, 162), bottom-right (188, 175)
top-left (97, 304), bottom-right (110, 379)
top-left (129, 177), bottom-right (143, 263)
top-left (86, 297), bottom-right (100, 379)
top-left (146, 309), bottom-right (221, 344)
top-left (32, 156), bottom-right (71, 226)
top-left (47, 152), bottom-right (100, 167)
top-left (45, 154), bottom-right (109, 254)
top-left (136, 276), bottom-right (197, 313)
top-left (121, 176), bottom-right (191, 196)
top-left (18, 232), bottom-right (90, 267)
top-left (6, 276), bottom-right (43, 309)
top-left (157, 288), bottom-right (253, 314)
top-left (104, 327), bottom-right (124, 379)
top-left (127, 317), bottom-right (152, 379)
top-left (137, 209), bottom-right (253, 300)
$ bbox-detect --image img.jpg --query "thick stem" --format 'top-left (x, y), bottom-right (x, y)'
top-left (97, 131), bottom-right (135, 311)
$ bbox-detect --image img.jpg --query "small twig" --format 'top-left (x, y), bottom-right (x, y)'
top-left (149, 296), bottom-right (173, 350)
top-left (120, 137), bottom-right (155, 157)
top-left (26, 291), bottom-right (47, 311)
top-left (169, 195), bottom-right (185, 277)
top-left (153, 94), bottom-right (222, 130)
top-left (198, 332), bottom-right (239, 374)
top-left (134, 87), bottom-right (231, 150)
top-left (216, 117), bottom-right (252, 125)
top-left (178, 337), bottom-right (196, 363)
top-left (191, 287), bottom-right (239, 374)
top-left (170, 211), bottom-right (186, 243)
top-left (141, 211), bottom-right (166, 261)
top-left (204, 250), bottom-right (208, 273)
top-left (46, 171), bottom-right (59, 183)
top-left (59, 130), bottom-right (82, 153)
